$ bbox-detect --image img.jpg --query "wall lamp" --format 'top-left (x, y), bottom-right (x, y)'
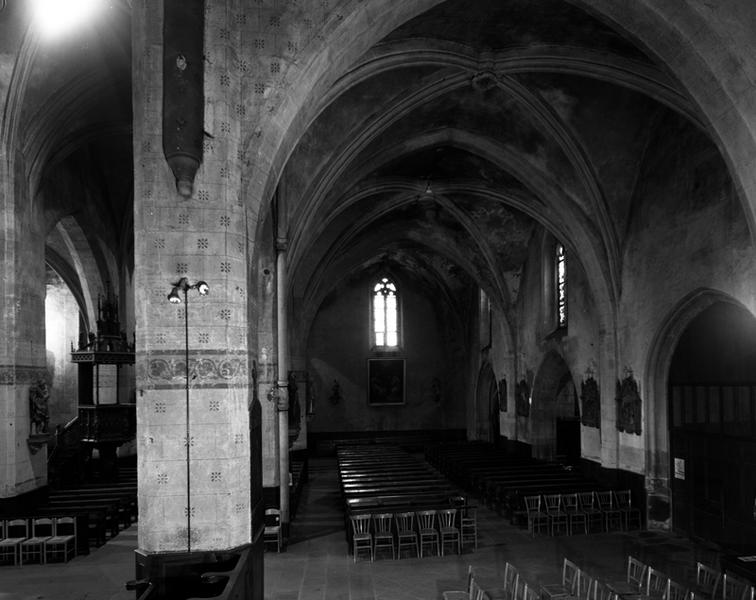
top-left (168, 278), bottom-right (209, 303)
top-left (167, 276), bottom-right (209, 553)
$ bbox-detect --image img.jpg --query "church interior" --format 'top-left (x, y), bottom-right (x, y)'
top-left (2, 0), bottom-right (756, 598)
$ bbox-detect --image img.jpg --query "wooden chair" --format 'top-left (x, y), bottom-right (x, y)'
top-left (689, 562), bottom-right (721, 600)
top-left (264, 508), bottom-right (282, 552)
top-left (350, 514), bottom-right (373, 562)
top-left (596, 491), bottom-right (623, 532)
top-left (503, 562), bottom-right (520, 600)
top-left (578, 573), bottom-right (597, 600)
top-left (596, 581), bottom-right (620, 600)
top-left (443, 565), bottom-right (475, 600)
top-left (395, 511), bottom-right (419, 558)
top-left (451, 495), bottom-right (478, 550)
top-left (541, 558), bottom-right (581, 600)
top-left (614, 490), bottom-right (643, 530)
top-left (0, 519), bottom-right (29, 566)
top-left (20, 517), bottom-right (54, 565)
top-left (416, 510), bottom-right (439, 557)
top-left (372, 513), bottom-right (395, 560)
top-left (578, 491), bottom-right (604, 533)
top-left (606, 555), bottom-right (648, 599)
top-left (562, 492), bottom-right (588, 535)
top-left (543, 494), bottom-right (569, 536)
top-left (721, 573), bottom-right (749, 600)
top-left (645, 567), bottom-right (668, 600)
top-left (45, 516), bottom-right (77, 563)
top-left (438, 508), bottom-right (461, 556)
top-left (523, 582), bottom-right (540, 600)
top-left (665, 579), bottom-right (690, 600)
top-left (524, 495), bottom-right (548, 536)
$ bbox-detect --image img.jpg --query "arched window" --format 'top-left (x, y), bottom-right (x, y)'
top-left (372, 277), bottom-right (399, 348)
top-left (555, 243), bottom-right (567, 328)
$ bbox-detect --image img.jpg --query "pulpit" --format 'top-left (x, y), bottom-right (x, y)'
top-left (70, 290), bottom-right (135, 480)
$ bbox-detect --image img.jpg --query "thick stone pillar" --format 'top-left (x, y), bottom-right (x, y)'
top-left (275, 239), bottom-right (290, 541)
top-left (0, 145), bottom-right (50, 506)
top-left (132, 2), bottom-right (261, 596)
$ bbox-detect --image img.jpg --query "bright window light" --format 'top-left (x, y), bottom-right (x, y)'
top-left (32, 0), bottom-right (104, 38)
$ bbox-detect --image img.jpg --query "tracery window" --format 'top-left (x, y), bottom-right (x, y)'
top-left (372, 277), bottom-right (399, 348)
top-left (556, 243), bottom-right (567, 328)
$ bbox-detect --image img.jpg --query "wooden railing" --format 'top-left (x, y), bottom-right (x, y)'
top-left (78, 404), bottom-right (136, 444)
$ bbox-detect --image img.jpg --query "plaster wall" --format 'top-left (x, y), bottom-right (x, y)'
top-left (45, 273), bottom-right (79, 428)
top-left (306, 272), bottom-right (465, 433)
top-left (508, 233), bottom-right (601, 460)
top-left (618, 115), bottom-right (756, 477)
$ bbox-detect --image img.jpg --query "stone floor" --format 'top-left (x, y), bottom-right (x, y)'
top-left (0, 457), bottom-right (722, 600)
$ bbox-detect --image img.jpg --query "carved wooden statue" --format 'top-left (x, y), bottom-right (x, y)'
top-left (29, 379), bottom-right (50, 435)
top-left (580, 376), bottom-right (600, 428)
top-left (616, 372), bottom-right (642, 434)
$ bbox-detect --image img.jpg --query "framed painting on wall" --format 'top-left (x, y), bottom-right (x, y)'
top-left (368, 358), bottom-right (405, 406)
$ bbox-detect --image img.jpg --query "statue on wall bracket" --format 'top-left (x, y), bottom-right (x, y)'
top-left (498, 377), bottom-right (507, 412)
top-left (580, 374), bottom-right (600, 428)
top-left (616, 368), bottom-right (642, 435)
top-left (515, 379), bottom-right (530, 417)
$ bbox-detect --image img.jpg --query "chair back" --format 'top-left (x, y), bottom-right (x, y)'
top-left (450, 495), bottom-right (469, 516)
top-left (627, 556), bottom-right (648, 589)
top-left (373, 513), bottom-right (393, 535)
top-left (264, 508), bottom-right (281, 529)
top-left (578, 573), bottom-right (596, 600)
top-left (32, 517), bottom-right (54, 538)
top-left (563, 559), bottom-right (581, 593)
top-left (544, 494), bottom-right (563, 513)
top-left (695, 562), bottom-right (721, 597)
top-left (463, 565), bottom-right (476, 598)
top-left (596, 491), bottom-right (615, 510)
top-left (54, 516), bottom-right (76, 537)
top-left (394, 511), bottom-right (414, 532)
top-left (503, 561), bottom-right (519, 592)
top-left (524, 495), bottom-right (542, 514)
top-left (437, 508), bottom-right (456, 529)
top-left (523, 582), bottom-right (539, 600)
top-left (722, 573), bottom-right (748, 600)
top-left (614, 490), bottom-right (633, 510)
top-left (350, 514), bottom-right (371, 536)
top-left (579, 492), bottom-right (598, 511)
top-left (596, 581), bottom-right (619, 600)
top-left (563, 493), bottom-right (580, 512)
top-left (646, 567), bottom-right (668, 597)
top-left (513, 575), bottom-right (527, 600)
top-left (665, 579), bottom-right (689, 600)
top-left (416, 510), bottom-right (436, 530)
top-left (6, 518), bottom-right (28, 538)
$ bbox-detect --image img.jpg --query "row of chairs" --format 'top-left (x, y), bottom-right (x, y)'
top-left (541, 558), bottom-right (623, 600)
top-left (617, 556), bottom-right (755, 600)
top-left (0, 517), bottom-right (77, 566)
top-left (524, 490), bottom-right (641, 536)
top-left (442, 562), bottom-right (542, 600)
top-left (350, 507), bottom-right (475, 561)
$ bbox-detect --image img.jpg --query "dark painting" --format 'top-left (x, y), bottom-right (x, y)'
top-left (368, 358), bottom-right (405, 405)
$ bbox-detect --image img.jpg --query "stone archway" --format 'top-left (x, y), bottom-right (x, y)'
top-left (663, 300), bottom-right (756, 545)
top-left (531, 351), bottom-right (579, 461)
top-left (645, 288), bottom-right (755, 532)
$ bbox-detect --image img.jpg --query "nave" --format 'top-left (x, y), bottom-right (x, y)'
top-left (0, 455), bottom-right (727, 600)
